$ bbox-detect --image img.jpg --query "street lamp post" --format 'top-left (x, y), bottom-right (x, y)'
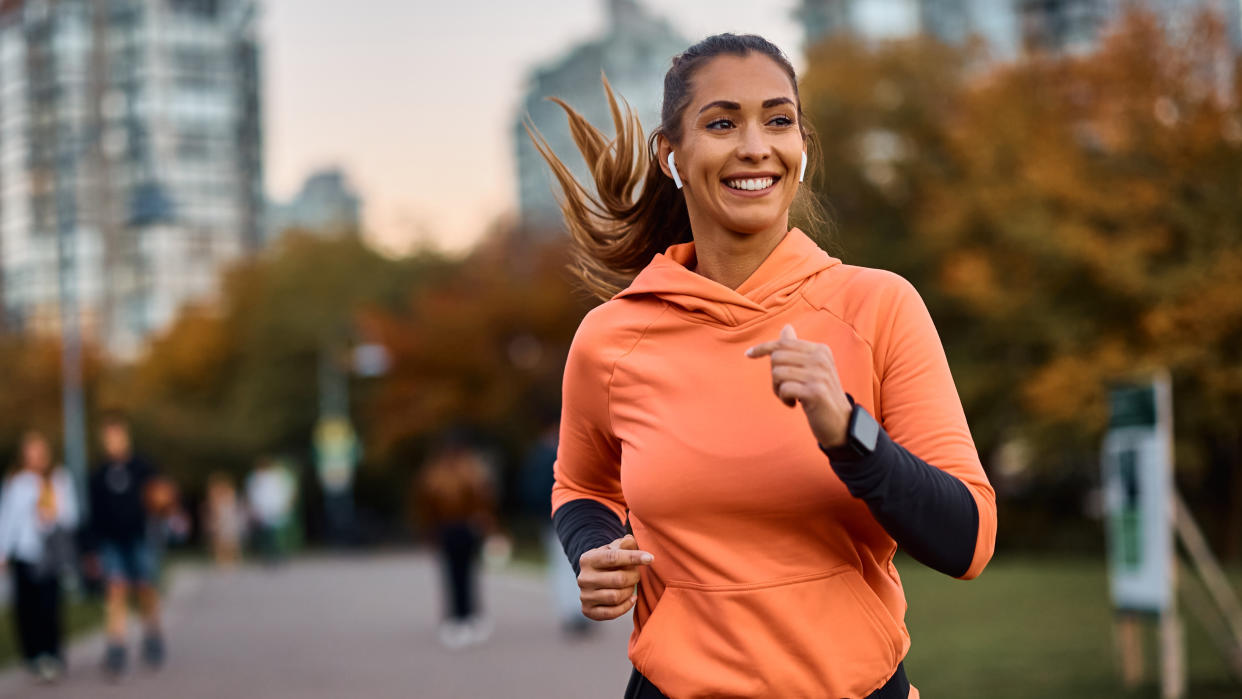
top-left (54, 127), bottom-right (90, 518)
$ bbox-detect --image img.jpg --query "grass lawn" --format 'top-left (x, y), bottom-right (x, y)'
top-left (900, 554), bottom-right (1242, 698)
top-left (512, 542), bottom-right (1241, 696)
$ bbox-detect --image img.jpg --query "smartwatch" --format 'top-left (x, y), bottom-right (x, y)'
top-left (820, 397), bottom-right (880, 462)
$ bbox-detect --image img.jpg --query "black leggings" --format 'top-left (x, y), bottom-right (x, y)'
top-left (624, 662), bottom-right (909, 698)
top-left (10, 561), bottom-right (63, 663)
top-left (437, 522), bottom-right (482, 621)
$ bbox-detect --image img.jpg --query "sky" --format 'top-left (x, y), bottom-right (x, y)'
top-left (263, 0), bottom-right (803, 255)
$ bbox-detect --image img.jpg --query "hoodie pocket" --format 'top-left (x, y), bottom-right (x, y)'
top-left (632, 566), bottom-right (903, 699)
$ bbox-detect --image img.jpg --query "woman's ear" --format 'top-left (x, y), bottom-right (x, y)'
top-left (655, 135), bottom-right (683, 189)
top-left (655, 135), bottom-right (673, 179)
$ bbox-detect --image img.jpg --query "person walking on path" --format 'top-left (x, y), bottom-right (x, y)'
top-left (84, 411), bottom-right (171, 678)
top-left (203, 472), bottom-right (245, 568)
top-left (414, 438), bottom-right (497, 650)
top-left (245, 458), bottom-right (295, 566)
top-left (0, 430), bottom-right (78, 682)
top-left (529, 33), bottom-right (997, 698)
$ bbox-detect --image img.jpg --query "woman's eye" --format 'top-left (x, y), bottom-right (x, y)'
top-left (769, 116), bottom-right (794, 126)
top-left (706, 118), bottom-right (734, 130)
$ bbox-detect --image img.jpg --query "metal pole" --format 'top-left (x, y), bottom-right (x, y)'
top-left (54, 126), bottom-right (89, 518)
top-left (1156, 370), bottom-right (1185, 699)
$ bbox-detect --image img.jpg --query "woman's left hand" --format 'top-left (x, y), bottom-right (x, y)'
top-left (746, 324), bottom-right (853, 448)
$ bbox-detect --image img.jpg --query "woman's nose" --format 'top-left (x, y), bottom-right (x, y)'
top-left (736, 123), bottom-right (771, 161)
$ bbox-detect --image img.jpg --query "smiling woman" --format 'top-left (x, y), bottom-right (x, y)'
top-left (524, 34), bottom-right (828, 300)
top-left (527, 33), bottom-right (996, 699)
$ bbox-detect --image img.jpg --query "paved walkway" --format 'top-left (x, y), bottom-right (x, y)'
top-left (0, 553), bottom-right (635, 698)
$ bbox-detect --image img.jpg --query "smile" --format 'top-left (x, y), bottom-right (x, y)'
top-left (724, 176), bottom-right (776, 191)
top-left (722, 175), bottom-right (779, 196)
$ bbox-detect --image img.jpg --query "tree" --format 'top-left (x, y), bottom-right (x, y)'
top-left (801, 10), bottom-right (1242, 554)
top-left (106, 231), bottom-right (425, 492)
top-left (0, 334), bottom-right (102, 468)
top-left (357, 227), bottom-right (589, 480)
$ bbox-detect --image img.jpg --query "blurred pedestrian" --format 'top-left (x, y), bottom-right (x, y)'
top-left (0, 430), bottom-right (78, 682)
top-left (520, 414), bottom-right (590, 637)
top-left (532, 33), bottom-right (997, 698)
top-left (245, 458), bottom-right (295, 566)
top-left (202, 472), bottom-right (245, 568)
top-left (85, 411), bottom-right (170, 677)
top-left (414, 438), bottom-right (496, 650)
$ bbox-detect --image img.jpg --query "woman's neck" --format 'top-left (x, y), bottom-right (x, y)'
top-left (689, 219), bottom-right (789, 290)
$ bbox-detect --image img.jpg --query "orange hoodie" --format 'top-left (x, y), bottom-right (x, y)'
top-left (552, 227), bottom-right (996, 699)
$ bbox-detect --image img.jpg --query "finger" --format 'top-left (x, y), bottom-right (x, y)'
top-left (771, 365), bottom-right (820, 383)
top-left (581, 586), bottom-right (637, 607)
top-left (587, 567), bottom-right (642, 590)
top-left (767, 348), bottom-right (819, 368)
top-left (778, 380), bottom-right (812, 407)
top-left (615, 534), bottom-right (638, 551)
top-left (746, 332), bottom-right (812, 359)
top-left (578, 567), bottom-right (642, 591)
top-left (583, 594), bottom-right (638, 621)
top-left (770, 367), bottom-right (809, 404)
top-left (745, 340), bottom-right (781, 358)
top-left (587, 547), bottom-right (653, 570)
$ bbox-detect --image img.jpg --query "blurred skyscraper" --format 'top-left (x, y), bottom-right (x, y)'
top-left (267, 168), bottom-right (361, 240)
top-left (797, 0), bottom-right (1242, 57)
top-left (0, 0), bottom-right (263, 357)
top-left (513, 0), bottom-right (688, 232)
top-left (1019, 0), bottom-right (1242, 52)
top-left (796, 0), bottom-right (1022, 58)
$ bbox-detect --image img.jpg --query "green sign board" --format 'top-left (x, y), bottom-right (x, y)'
top-left (1108, 385), bottom-right (1157, 429)
top-left (1101, 377), bottom-right (1172, 613)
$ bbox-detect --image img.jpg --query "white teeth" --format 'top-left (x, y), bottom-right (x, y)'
top-left (725, 177), bottom-right (775, 191)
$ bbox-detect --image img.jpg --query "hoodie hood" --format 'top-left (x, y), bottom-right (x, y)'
top-left (613, 227), bottom-right (840, 326)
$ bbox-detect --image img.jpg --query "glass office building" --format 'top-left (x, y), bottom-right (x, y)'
top-left (0, 0), bottom-right (263, 357)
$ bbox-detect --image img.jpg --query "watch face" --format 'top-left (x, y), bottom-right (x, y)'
top-left (853, 407), bottom-right (880, 453)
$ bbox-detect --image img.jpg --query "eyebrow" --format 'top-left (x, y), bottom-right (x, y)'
top-left (698, 97), bottom-right (794, 114)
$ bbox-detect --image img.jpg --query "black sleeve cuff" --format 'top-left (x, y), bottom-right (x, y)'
top-left (552, 499), bottom-right (627, 576)
top-left (826, 427), bottom-right (980, 578)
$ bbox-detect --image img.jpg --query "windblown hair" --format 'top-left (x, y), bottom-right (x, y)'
top-left (524, 33), bottom-right (827, 300)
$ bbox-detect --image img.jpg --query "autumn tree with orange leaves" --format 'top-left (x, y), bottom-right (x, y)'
top-left (802, 9), bottom-right (1242, 555)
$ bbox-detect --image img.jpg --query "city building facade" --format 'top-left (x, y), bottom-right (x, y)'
top-left (0, 0), bottom-right (263, 356)
top-left (513, 0), bottom-right (688, 231)
top-left (796, 0), bottom-right (1242, 57)
top-left (267, 168), bottom-right (361, 240)
top-left (796, 0), bottom-right (1022, 58)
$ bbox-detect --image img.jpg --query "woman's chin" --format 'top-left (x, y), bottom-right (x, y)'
top-left (716, 214), bottom-right (786, 237)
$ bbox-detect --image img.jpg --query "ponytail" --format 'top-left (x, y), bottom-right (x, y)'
top-left (523, 74), bottom-right (690, 300)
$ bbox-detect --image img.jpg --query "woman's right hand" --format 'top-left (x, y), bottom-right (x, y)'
top-left (577, 533), bottom-right (654, 621)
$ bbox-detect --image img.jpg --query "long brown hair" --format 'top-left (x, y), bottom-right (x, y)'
top-left (8, 429), bottom-right (50, 480)
top-left (524, 33), bottom-right (829, 300)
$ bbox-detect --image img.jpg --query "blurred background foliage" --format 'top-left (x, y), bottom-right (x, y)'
top-left (802, 11), bottom-right (1242, 557)
top-left (0, 10), bottom-right (1239, 560)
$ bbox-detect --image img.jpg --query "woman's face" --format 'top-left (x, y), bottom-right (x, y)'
top-left (659, 53), bottom-right (804, 239)
top-left (22, 436), bottom-right (50, 474)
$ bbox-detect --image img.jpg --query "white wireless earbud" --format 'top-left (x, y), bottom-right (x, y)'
top-left (799, 151), bottom-right (807, 183)
top-left (668, 151), bottom-right (683, 189)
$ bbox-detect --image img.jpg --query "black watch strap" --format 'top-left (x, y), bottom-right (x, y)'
top-left (820, 396), bottom-right (880, 462)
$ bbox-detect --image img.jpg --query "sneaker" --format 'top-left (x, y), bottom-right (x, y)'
top-left (437, 621), bottom-right (471, 650)
top-left (142, 633), bottom-right (165, 669)
top-left (33, 655), bottom-right (63, 683)
top-left (464, 615), bottom-right (493, 646)
top-left (102, 643), bottom-right (126, 679)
